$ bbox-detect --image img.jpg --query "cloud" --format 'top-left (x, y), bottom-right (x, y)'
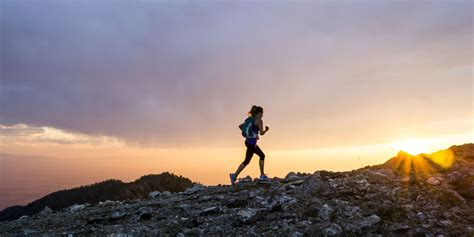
top-left (0, 123), bottom-right (124, 147)
top-left (0, 0), bottom-right (472, 148)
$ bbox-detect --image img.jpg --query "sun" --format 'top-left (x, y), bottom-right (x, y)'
top-left (391, 139), bottom-right (432, 155)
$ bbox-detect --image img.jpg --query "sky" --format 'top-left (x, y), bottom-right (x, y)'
top-left (0, 0), bottom-right (473, 207)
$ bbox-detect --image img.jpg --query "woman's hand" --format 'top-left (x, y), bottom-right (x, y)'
top-left (265, 126), bottom-right (269, 131)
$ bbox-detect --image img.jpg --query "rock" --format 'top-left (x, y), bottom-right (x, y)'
top-left (347, 214), bottom-right (381, 231)
top-left (402, 204), bottom-right (413, 211)
top-left (362, 214), bottom-right (381, 228)
top-left (279, 194), bottom-right (297, 206)
top-left (318, 204), bottom-right (335, 221)
top-left (313, 171), bottom-right (322, 178)
top-left (139, 206), bottom-right (153, 214)
top-left (284, 172), bottom-right (302, 182)
top-left (290, 231), bottom-right (303, 237)
top-left (67, 204), bottom-right (86, 213)
top-left (304, 197), bottom-right (322, 217)
top-left (268, 203), bottom-right (282, 212)
top-left (137, 206), bottom-right (153, 221)
top-left (407, 228), bottom-right (434, 237)
top-left (238, 175), bottom-right (253, 183)
top-left (139, 213), bottom-right (153, 221)
top-left (110, 211), bottom-right (128, 221)
top-left (200, 206), bottom-right (219, 216)
top-left (198, 195), bottom-right (213, 202)
top-left (282, 179), bottom-right (305, 188)
top-left (417, 212), bottom-right (426, 222)
top-left (98, 200), bottom-right (117, 206)
top-left (285, 172), bottom-right (297, 178)
top-left (149, 191), bottom-right (161, 198)
top-left (162, 191), bottom-right (171, 196)
top-left (185, 184), bottom-right (205, 194)
top-left (322, 223), bottom-right (342, 236)
top-left (341, 204), bottom-right (361, 219)
top-left (427, 177), bottom-right (442, 185)
top-left (442, 189), bottom-right (466, 205)
top-left (237, 208), bottom-right (260, 223)
top-left (247, 189), bottom-right (262, 198)
top-left (439, 219), bottom-right (452, 227)
top-left (225, 198), bottom-right (248, 208)
top-left (356, 178), bottom-right (370, 189)
top-left (447, 171), bottom-right (463, 184)
top-left (389, 223), bottom-right (410, 231)
top-left (299, 175), bottom-right (327, 196)
top-left (40, 206), bottom-right (53, 215)
top-left (328, 179), bottom-right (338, 188)
top-left (178, 203), bottom-right (191, 209)
top-left (400, 176), bottom-right (410, 183)
top-left (183, 228), bottom-right (203, 235)
top-left (367, 171), bottom-right (390, 184)
top-left (454, 175), bottom-right (474, 199)
top-left (22, 229), bottom-right (37, 235)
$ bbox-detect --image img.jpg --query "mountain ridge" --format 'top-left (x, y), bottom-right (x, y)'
top-left (0, 143), bottom-right (473, 236)
top-left (0, 172), bottom-right (195, 222)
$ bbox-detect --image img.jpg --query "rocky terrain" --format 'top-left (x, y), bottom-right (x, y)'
top-left (1, 143), bottom-right (473, 236)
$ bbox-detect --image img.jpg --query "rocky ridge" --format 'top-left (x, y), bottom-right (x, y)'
top-left (1, 144), bottom-right (473, 236)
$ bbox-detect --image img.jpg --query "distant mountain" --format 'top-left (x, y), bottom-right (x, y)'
top-left (0, 172), bottom-right (195, 222)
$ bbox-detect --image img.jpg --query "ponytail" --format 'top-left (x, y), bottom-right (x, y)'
top-left (248, 105), bottom-right (263, 117)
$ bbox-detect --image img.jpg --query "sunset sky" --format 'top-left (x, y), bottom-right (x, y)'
top-left (0, 0), bottom-right (472, 208)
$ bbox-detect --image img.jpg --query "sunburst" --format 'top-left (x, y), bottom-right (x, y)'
top-left (391, 139), bottom-right (432, 155)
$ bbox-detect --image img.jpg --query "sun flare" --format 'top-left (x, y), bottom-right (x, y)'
top-left (391, 139), bottom-right (433, 155)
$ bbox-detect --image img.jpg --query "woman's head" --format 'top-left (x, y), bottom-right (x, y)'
top-left (248, 105), bottom-right (264, 118)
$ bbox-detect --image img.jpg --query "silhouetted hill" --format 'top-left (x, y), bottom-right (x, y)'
top-left (0, 172), bottom-right (194, 222)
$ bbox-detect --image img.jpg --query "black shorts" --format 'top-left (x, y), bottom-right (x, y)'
top-left (242, 141), bottom-right (265, 165)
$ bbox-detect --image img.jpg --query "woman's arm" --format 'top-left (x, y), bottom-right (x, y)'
top-left (255, 118), bottom-right (269, 135)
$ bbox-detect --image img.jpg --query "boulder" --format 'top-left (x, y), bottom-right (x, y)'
top-left (237, 208), bottom-right (260, 224)
top-left (225, 198), bottom-right (248, 208)
top-left (284, 172), bottom-right (302, 182)
top-left (427, 177), bottom-right (442, 185)
top-left (322, 223), bottom-right (342, 236)
top-left (67, 204), bottom-right (86, 213)
top-left (347, 214), bottom-right (381, 231)
top-left (238, 175), bottom-right (253, 183)
top-left (185, 184), bottom-right (205, 195)
top-left (149, 191), bottom-right (161, 198)
top-left (199, 206), bottom-right (219, 216)
top-left (40, 206), bottom-right (53, 215)
top-left (318, 204), bottom-right (335, 221)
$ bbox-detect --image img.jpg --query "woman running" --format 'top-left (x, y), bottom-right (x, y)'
top-left (230, 105), bottom-right (270, 186)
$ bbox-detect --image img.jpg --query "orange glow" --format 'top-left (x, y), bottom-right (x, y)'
top-left (388, 148), bottom-right (456, 182)
top-left (428, 149), bottom-right (455, 168)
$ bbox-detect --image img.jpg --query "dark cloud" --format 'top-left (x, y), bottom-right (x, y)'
top-left (1, 0), bottom-right (472, 148)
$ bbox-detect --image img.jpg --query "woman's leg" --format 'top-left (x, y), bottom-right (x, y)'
top-left (254, 145), bottom-right (266, 176)
top-left (234, 164), bottom-right (246, 178)
top-left (235, 142), bottom-right (255, 178)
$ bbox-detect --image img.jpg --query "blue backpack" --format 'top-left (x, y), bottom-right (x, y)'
top-left (239, 117), bottom-right (257, 138)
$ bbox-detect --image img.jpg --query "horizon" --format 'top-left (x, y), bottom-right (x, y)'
top-left (0, 0), bottom-right (472, 210)
top-left (0, 142), bottom-right (471, 211)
